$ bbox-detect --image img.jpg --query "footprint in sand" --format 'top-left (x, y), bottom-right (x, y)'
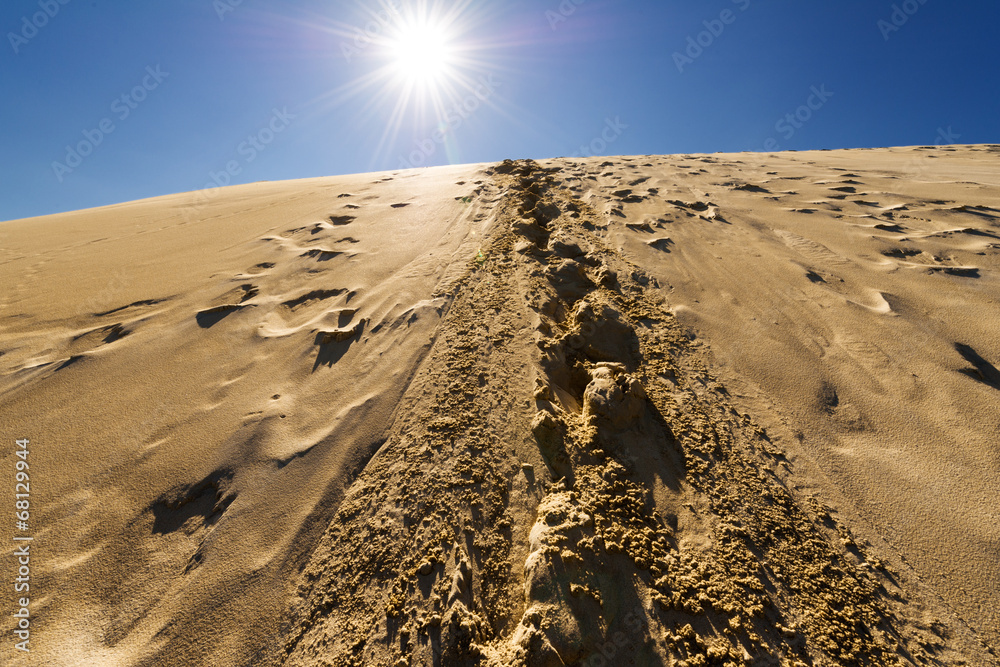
top-left (196, 284), bottom-right (258, 328)
top-left (881, 247), bottom-right (981, 278)
top-left (805, 270), bottom-right (827, 284)
top-left (612, 189), bottom-right (646, 204)
top-left (830, 186), bottom-right (856, 193)
top-left (282, 222), bottom-right (343, 240)
top-left (94, 298), bottom-right (168, 318)
top-left (625, 221), bottom-right (655, 233)
top-left (730, 183), bottom-right (770, 193)
top-left (196, 304), bottom-right (245, 328)
top-left (668, 200), bottom-right (713, 212)
top-left (72, 323), bottom-right (129, 349)
top-left (955, 343), bottom-right (1000, 390)
top-left (282, 289), bottom-right (350, 312)
top-left (316, 318), bottom-right (364, 345)
top-left (646, 238), bottom-right (674, 252)
top-left (266, 219), bottom-right (361, 263)
top-left (256, 287), bottom-right (357, 341)
top-left (873, 222), bottom-right (908, 233)
top-left (243, 262), bottom-right (275, 276)
top-left (882, 248), bottom-right (923, 259)
top-left (280, 226), bottom-right (309, 239)
top-left (948, 204), bottom-right (1000, 219)
top-left (313, 318), bottom-right (367, 369)
top-left (299, 249), bottom-right (344, 262)
top-left (40, 323), bottom-right (134, 371)
top-left (147, 470), bottom-right (237, 573)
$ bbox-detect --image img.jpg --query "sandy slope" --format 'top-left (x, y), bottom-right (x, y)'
top-left (1, 146), bottom-right (997, 666)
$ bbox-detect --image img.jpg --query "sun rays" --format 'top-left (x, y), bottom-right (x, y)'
top-left (386, 18), bottom-right (453, 87)
top-left (303, 0), bottom-right (510, 169)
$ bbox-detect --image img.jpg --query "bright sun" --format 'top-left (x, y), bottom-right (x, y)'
top-left (322, 3), bottom-right (496, 167)
top-left (388, 23), bottom-right (453, 85)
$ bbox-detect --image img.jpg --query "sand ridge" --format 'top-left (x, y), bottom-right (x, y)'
top-left (1, 147), bottom-right (997, 666)
top-left (281, 156), bottom-right (996, 666)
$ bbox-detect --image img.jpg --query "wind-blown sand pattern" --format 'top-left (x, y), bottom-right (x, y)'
top-left (1, 146), bottom-right (998, 666)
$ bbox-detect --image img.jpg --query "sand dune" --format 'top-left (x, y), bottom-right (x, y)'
top-left (1, 146), bottom-right (998, 666)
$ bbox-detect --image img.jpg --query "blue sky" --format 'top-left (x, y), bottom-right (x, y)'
top-left (1, 0), bottom-right (998, 222)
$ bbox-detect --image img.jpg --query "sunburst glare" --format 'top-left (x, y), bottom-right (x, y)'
top-left (307, 0), bottom-right (513, 169)
top-left (387, 20), bottom-right (453, 86)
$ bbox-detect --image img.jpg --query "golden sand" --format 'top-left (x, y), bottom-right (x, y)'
top-left (2, 146), bottom-right (998, 666)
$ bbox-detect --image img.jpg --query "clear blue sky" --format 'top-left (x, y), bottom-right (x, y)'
top-left (2, 0), bottom-right (998, 222)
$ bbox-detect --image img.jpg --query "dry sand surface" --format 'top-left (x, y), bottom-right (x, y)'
top-left (1, 145), bottom-right (998, 666)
